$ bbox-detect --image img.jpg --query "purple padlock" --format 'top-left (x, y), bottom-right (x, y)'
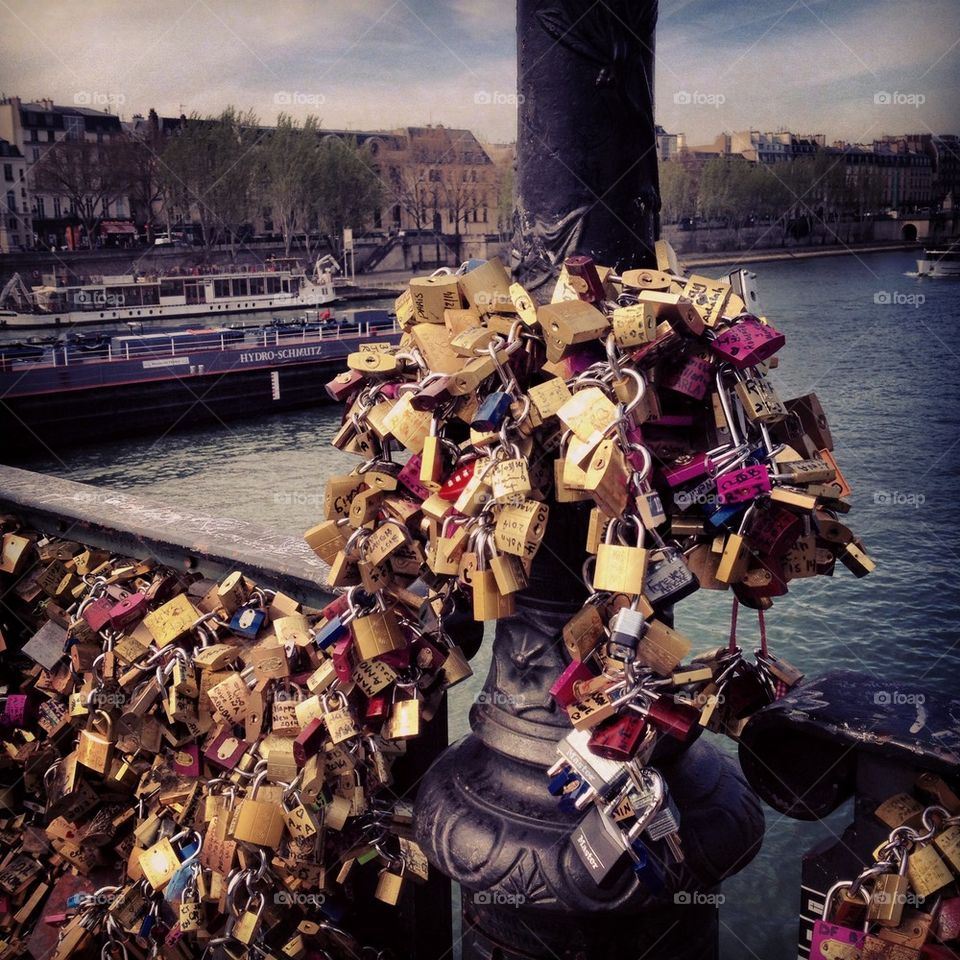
top-left (660, 353), bottom-right (713, 400)
top-left (710, 316), bottom-right (785, 369)
top-left (109, 591), bottom-right (149, 630)
top-left (81, 596), bottom-right (114, 633)
top-left (809, 882), bottom-right (868, 960)
top-left (660, 452), bottom-right (714, 488)
top-left (647, 414), bottom-right (696, 428)
top-left (809, 920), bottom-right (866, 960)
top-left (716, 464), bottom-right (772, 504)
top-left (1, 693), bottom-right (30, 727)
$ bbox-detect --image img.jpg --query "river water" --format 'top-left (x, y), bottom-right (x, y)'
top-left (11, 250), bottom-right (960, 959)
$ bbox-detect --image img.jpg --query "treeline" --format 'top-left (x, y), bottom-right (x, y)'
top-left (36, 108), bottom-right (381, 258)
top-left (659, 155), bottom-right (887, 237)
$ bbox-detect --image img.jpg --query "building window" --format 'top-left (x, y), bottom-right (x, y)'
top-left (32, 148), bottom-right (39, 163)
top-left (30, 129), bottom-right (38, 142)
top-left (47, 130), bottom-right (55, 143)
top-left (6, 191), bottom-right (14, 213)
top-left (53, 197), bottom-right (61, 218)
top-left (3, 164), bottom-right (11, 182)
top-left (34, 196), bottom-right (46, 218)
top-left (115, 198), bottom-right (124, 217)
top-left (65, 116), bottom-right (83, 141)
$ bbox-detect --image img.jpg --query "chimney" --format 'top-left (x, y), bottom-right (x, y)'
top-left (41, 98), bottom-right (54, 111)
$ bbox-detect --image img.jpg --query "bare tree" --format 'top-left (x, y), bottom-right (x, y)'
top-left (34, 137), bottom-right (127, 242)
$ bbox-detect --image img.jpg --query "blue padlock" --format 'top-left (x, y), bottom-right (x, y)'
top-left (705, 501), bottom-right (747, 530)
top-left (471, 391), bottom-right (513, 432)
top-left (314, 615), bottom-right (349, 651)
top-left (630, 839), bottom-right (666, 894)
top-left (229, 606), bottom-right (267, 640)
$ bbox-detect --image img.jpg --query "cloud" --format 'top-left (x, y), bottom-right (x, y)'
top-left (0, 0), bottom-right (955, 146)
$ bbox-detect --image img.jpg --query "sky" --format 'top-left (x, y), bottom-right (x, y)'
top-left (0, 0), bottom-right (957, 146)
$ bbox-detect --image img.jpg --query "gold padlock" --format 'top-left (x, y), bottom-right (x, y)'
top-left (350, 597), bottom-right (408, 662)
top-left (76, 709), bottom-right (115, 775)
top-left (594, 518), bottom-right (648, 595)
top-left (232, 770), bottom-right (286, 849)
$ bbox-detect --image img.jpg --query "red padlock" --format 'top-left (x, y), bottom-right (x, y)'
top-left (588, 712), bottom-right (649, 760)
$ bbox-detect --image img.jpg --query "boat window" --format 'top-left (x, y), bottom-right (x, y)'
top-left (106, 287), bottom-right (131, 307)
top-left (289, 277), bottom-right (300, 296)
top-left (266, 276), bottom-right (282, 294)
top-left (214, 279), bottom-right (230, 298)
top-left (140, 286), bottom-right (160, 305)
top-left (233, 278), bottom-right (249, 297)
top-left (249, 277), bottom-right (264, 295)
top-left (281, 278), bottom-right (289, 293)
top-left (160, 279), bottom-right (184, 298)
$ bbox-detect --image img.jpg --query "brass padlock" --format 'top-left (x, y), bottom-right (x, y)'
top-left (594, 518), bottom-right (648, 595)
top-left (76, 708), bottom-right (115, 775)
top-left (350, 593), bottom-right (408, 662)
top-left (232, 768), bottom-right (286, 849)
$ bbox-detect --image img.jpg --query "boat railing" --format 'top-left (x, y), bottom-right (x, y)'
top-left (0, 318), bottom-right (400, 371)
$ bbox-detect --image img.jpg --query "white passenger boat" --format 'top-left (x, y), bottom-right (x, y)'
top-left (915, 247), bottom-right (960, 277)
top-left (0, 256), bottom-right (337, 327)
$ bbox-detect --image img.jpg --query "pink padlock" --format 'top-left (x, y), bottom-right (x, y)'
top-left (660, 452), bottom-right (714, 488)
top-left (710, 316), bottom-right (785, 369)
top-left (81, 596), bottom-right (114, 633)
top-left (809, 882), bottom-right (868, 960)
top-left (809, 920), bottom-right (865, 960)
top-left (549, 660), bottom-right (595, 708)
top-left (660, 353), bottom-right (713, 400)
top-left (109, 591), bottom-right (149, 630)
top-left (716, 464), bottom-right (772, 504)
top-left (398, 454), bottom-right (434, 502)
top-left (1, 693), bottom-right (30, 727)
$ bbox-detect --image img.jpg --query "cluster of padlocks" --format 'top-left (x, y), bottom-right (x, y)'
top-left (0, 539), bottom-right (437, 959)
top-left (813, 777), bottom-right (960, 958)
top-left (311, 244), bottom-right (874, 884)
top-left (0, 242), bottom-right (879, 958)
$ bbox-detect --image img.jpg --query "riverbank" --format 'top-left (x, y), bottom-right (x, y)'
top-left (342, 240), bottom-right (925, 294)
top-left (682, 240), bottom-right (922, 268)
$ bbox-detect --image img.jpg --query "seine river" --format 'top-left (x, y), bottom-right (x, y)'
top-left (13, 250), bottom-right (960, 959)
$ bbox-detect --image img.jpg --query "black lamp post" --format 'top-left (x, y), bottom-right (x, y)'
top-left (415, 3), bottom-right (766, 958)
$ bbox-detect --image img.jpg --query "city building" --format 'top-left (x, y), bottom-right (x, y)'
top-left (901, 133), bottom-right (960, 209)
top-left (0, 139), bottom-right (29, 253)
top-left (826, 140), bottom-right (933, 212)
top-left (656, 125), bottom-right (686, 162)
top-left (0, 96), bottom-right (133, 249)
